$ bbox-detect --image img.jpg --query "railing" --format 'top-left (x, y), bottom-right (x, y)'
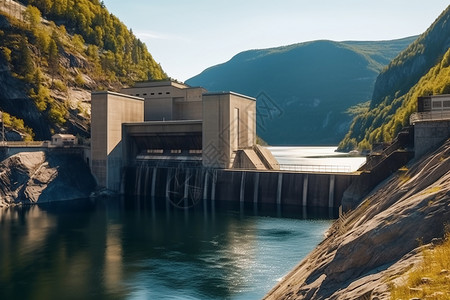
top-left (279, 164), bottom-right (351, 173)
top-left (410, 111), bottom-right (450, 124)
top-left (0, 141), bottom-right (46, 147)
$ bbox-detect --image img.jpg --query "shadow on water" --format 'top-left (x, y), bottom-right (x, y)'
top-left (0, 197), bottom-right (333, 300)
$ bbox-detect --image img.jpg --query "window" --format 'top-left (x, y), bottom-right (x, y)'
top-left (147, 149), bottom-right (163, 154)
top-left (432, 101), bottom-right (442, 109)
top-left (151, 93), bottom-right (155, 95)
top-left (443, 101), bottom-right (450, 108)
top-left (166, 92), bottom-right (170, 95)
top-left (143, 93), bottom-right (147, 96)
top-left (171, 149), bottom-right (182, 154)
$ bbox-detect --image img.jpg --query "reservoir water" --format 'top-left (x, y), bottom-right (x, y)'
top-left (0, 198), bottom-right (331, 300)
top-left (0, 147), bottom-right (362, 299)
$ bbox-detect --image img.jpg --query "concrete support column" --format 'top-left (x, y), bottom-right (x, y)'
top-left (211, 170), bottom-right (216, 202)
top-left (144, 166), bottom-right (150, 198)
top-left (302, 175), bottom-right (308, 206)
top-left (276, 173), bottom-right (283, 205)
top-left (203, 170), bottom-right (209, 201)
top-left (240, 172), bottom-right (246, 203)
top-left (253, 172), bottom-right (259, 204)
top-left (151, 167), bottom-right (157, 198)
top-left (184, 169), bottom-right (190, 208)
top-left (165, 168), bottom-right (172, 199)
top-left (328, 174), bottom-right (335, 208)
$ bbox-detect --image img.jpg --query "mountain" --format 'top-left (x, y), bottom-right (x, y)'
top-left (0, 0), bottom-right (166, 140)
top-left (339, 5), bottom-right (450, 151)
top-left (186, 37), bottom-right (416, 145)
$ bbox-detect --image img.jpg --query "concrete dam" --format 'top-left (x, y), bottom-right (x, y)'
top-left (123, 163), bottom-right (357, 214)
top-left (91, 81), bottom-right (449, 213)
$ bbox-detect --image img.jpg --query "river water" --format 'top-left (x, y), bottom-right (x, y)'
top-left (0, 198), bottom-right (331, 300)
top-left (0, 147), bottom-right (362, 300)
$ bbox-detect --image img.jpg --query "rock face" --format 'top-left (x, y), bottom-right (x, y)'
top-left (0, 152), bottom-right (96, 207)
top-left (264, 139), bottom-right (450, 299)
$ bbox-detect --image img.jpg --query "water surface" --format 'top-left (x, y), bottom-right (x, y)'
top-left (0, 198), bottom-right (331, 300)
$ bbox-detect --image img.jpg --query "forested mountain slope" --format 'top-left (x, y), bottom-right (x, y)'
top-left (339, 5), bottom-right (450, 151)
top-left (187, 37), bottom-right (415, 145)
top-left (0, 0), bottom-right (166, 140)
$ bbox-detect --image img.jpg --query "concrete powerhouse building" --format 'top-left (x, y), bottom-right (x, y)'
top-left (90, 80), bottom-right (278, 191)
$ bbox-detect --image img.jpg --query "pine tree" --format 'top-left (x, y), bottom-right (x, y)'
top-left (48, 38), bottom-right (59, 83)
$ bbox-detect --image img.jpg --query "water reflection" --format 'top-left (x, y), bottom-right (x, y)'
top-left (0, 197), bottom-right (331, 300)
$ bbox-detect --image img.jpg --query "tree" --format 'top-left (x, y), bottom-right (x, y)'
top-left (14, 37), bottom-right (35, 80)
top-left (24, 5), bottom-right (41, 30)
top-left (48, 39), bottom-right (59, 82)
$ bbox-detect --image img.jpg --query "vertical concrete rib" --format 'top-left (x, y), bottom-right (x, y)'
top-left (302, 174), bottom-right (308, 206)
top-left (211, 170), bottom-right (216, 203)
top-left (328, 174), bottom-right (335, 208)
top-left (203, 170), bottom-right (209, 201)
top-left (151, 167), bottom-right (157, 198)
top-left (276, 173), bottom-right (283, 205)
top-left (184, 168), bottom-right (190, 208)
top-left (240, 172), bottom-right (246, 203)
top-left (253, 172), bottom-right (259, 204)
top-left (165, 168), bottom-right (171, 199)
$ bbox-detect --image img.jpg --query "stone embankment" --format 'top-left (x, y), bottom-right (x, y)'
top-left (264, 139), bottom-right (450, 299)
top-left (0, 151), bottom-right (96, 207)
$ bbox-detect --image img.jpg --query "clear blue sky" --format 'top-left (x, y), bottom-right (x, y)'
top-left (103, 0), bottom-right (449, 81)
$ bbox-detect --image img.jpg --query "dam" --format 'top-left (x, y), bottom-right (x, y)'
top-left (123, 164), bottom-right (357, 212)
top-left (90, 80), bottom-right (439, 212)
top-left (89, 80), bottom-right (364, 211)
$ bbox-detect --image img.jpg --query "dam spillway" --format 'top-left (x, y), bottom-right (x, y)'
top-left (123, 164), bottom-right (357, 214)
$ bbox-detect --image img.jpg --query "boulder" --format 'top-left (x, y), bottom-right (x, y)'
top-left (0, 151), bottom-right (96, 207)
top-left (264, 139), bottom-right (450, 299)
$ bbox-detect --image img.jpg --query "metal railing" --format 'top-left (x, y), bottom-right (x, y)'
top-left (410, 111), bottom-right (450, 124)
top-left (279, 164), bottom-right (351, 173)
top-left (0, 141), bottom-right (46, 147)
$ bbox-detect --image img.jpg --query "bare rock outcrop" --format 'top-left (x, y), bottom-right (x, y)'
top-left (264, 139), bottom-right (450, 300)
top-left (0, 151), bottom-right (95, 207)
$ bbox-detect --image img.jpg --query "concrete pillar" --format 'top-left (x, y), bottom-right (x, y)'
top-left (203, 170), bottom-right (209, 201)
top-left (302, 175), bottom-right (308, 206)
top-left (240, 172), bottom-right (246, 203)
top-left (184, 169), bottom-right (190, 208)
top-left (165, 168), bottom-right (172, 199)
top-left (328, 174), bottom-right (335, 208)
top-left (144, 166), bottom-right (150, 198)
top-left (151, 167), bottom-right (157, 198)
top-left (211, 170), bottom-right (216, 202)
top-left (253, 172), bottom-right (259, 204)
top-left (136, 165), bottom-right (142, 197)
top-left (276, 173), bottom-right (283, 205)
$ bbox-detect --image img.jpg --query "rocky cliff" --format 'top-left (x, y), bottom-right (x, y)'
top-left (0, 151), bottom-right (96, 207)
top-left (264, 139), bottom-right (450, 299)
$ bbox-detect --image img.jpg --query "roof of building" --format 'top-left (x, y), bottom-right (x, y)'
top-left (203, 91), bottom-right (256, 101)
top-left (52, 134), bottom-right (77, 138)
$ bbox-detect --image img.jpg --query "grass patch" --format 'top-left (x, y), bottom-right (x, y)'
top-left (419, 186), bottom-right (442, 196)
top-left (390, 231), bottom-right (450, 299)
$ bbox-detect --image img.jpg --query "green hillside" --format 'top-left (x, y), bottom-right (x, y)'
top-left (339, 5), bottom-right (450, 151)
top-left (187, 37), bottom-right (416, 145)
top-left (0, 0), bottom-right (166, 140)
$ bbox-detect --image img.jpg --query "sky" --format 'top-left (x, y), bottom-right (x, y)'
top-left (102, 1), bottom-right (449, 82)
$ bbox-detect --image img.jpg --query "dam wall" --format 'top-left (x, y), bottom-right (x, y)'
top-left (123, 165), bottom-right (357, 211)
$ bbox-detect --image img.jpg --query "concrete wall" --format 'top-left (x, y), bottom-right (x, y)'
top-left (124, 166), bottom-right (357, 209)
top-left (414, 120), bottom-right (450, 158)
top-left (90, 91), bottom-right (144, 190)
top-left (121, 81), bottom-right (205, 121)
top-left (202, 92), bottom-right (256, 169)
